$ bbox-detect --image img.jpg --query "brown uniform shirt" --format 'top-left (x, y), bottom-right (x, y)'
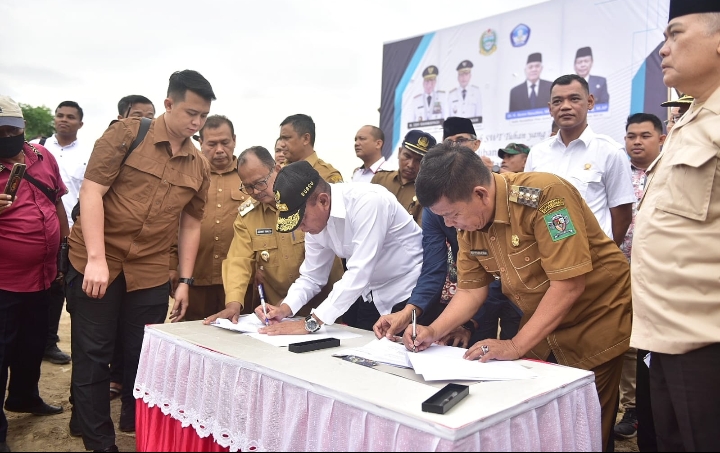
top-left (457, 172), bottom-right (631, 370)
top-left (631, 87), bottom-right (720, 354)
top-left (194, 157), bottom-right (246, 286)
top-left (222, 200), bottom-right (343, 313)
top-left (371, 170), bottom-right (422, 225)
top-left (69, 114), bottom-right (211, 291)
top-left (305, 151), bottom-right (344, 183)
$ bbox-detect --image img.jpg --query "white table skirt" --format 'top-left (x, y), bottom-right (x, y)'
top-left (134, 324), bottom-right (602, 452)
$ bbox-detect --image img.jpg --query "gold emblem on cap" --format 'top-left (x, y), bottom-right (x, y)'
top-left (275, 191), bottom-right (288, 212)
top-left (428, 66), bottom-right (435, 74)
top-left (260, 251), bottom-right (270, 262)
top-left (418, 136), bottom-right (429, 149)
top-left (584, 163), bottom-right (592, 170)
top-left (512, 235), bottom-right (520, 247)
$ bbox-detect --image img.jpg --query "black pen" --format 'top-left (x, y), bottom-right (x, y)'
top-left (411, 309), bottom-right (417, 353)
top-left (440, 391), bottom-right (459, 406)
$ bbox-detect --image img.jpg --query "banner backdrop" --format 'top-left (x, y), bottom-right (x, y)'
top-left (380, 0), bottom-right (671, 164)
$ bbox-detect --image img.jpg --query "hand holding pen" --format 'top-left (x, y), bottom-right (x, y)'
top-left (258, 284), bottom-right (269, 326)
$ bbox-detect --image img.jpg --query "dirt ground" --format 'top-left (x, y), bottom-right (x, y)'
top-left (5, 303), bottom-right (640, 452)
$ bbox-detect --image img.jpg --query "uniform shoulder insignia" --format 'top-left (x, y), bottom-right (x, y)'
top-left (414, 94), bottom-right (422, 99)
top-left (450, 88), bottom-right (458, 93)
top-left (437, 90), bottom-right (445, 93)
top-left (328, 174), bottom-right (344, 183)
top-left (509, 185), bottom-right (542, 209)
top-left (238, 199), bottom-right (255, 217)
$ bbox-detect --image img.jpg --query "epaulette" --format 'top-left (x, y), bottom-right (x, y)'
top-left (437, 90), bottom-right (445, 93)
top-left (414, 94), bottom-right (422, 98)
top-left (509, 185), bottom-right (542, 208)
top-left (449, 88), bottom-right (458, 93)
top-left (328, 174), bottom-right (344, 183)
top-left (238, 199), bottom-right (255, 217)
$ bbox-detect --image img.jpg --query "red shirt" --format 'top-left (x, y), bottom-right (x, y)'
top-left (0, 143), bottom-right (67, 292)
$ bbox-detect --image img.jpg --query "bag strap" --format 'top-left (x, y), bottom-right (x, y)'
top-left (23, 172), bottom-right (58, 203)
top-left (39, 137), bottom-right (47, 146)
top-left (122, 117), bottom-right (152, 165)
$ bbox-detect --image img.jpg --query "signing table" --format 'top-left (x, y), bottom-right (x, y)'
top-left (133, 322), bottom-right (602, 452)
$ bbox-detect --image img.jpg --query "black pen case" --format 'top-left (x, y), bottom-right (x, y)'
top-left (421, 383), bottom-right (470, 414)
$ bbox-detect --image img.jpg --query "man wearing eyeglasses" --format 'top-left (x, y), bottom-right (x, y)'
top-left (203, 147), bottom-right (342, 325)
top-left (182, 115), bottom-right (250, 321)
top-left (660, 94), bottom-right (693, 133)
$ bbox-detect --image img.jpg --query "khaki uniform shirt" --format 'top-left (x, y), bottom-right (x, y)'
top-left (222, 201), bottom-right (343, 311)
top-left (371, 170), bottom-right (422, 225)
top-left (194, 158), bottom-right (246, 286)
top-left (458, 172), bottom-right (631, 370)
top-left (69, 114), bottom-right (210, 291)
top-left (631, 87), bottom-right (720, 354)
top-left (305, 151), bottom-right (344, 183)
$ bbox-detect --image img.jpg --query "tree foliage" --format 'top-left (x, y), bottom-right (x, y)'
top-left (20, 104), bottom-right (55, 141)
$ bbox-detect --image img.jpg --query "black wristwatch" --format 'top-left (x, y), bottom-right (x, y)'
top-left (304, 314), bottom-right (321, 333)
top-left (178, 277), bottom-right (195, 286)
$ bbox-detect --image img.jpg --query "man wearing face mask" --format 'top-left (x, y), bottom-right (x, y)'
top-left (0, 96), bottom-right (69, 453)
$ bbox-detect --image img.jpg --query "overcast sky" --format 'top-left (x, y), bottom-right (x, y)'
top-left (1, 0), bottom-right (547, 179)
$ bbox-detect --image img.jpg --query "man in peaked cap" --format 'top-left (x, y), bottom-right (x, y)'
top-left (509, 52), bottom-right (553, 112)
top-left (253, 160), bottom-right (423, 333)
top-left (661, 94), bottom-right (694, 133)
top-left (447, 60), bottom-right (483, 118)
top-left (574, 47), bottom-right (609, 105)
top-left (413, 65), bottom-right (447, 121)
top-left (630, 1), bottom-right (720, 450)
top-left (498, 143), bottom-right (530, 174)
top-left (371, 130), bottom-right (436, 225)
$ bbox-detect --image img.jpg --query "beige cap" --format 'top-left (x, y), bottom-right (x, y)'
top-left (0, 96), bottom-right (24, 128)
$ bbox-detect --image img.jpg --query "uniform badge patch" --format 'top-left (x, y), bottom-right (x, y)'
top-left (470, 250), bottom-right (489, 256)
top-left (544, 208), bottom-right (577, 242)
top-left (538, 198), bottom-right (565, 215)
top-left (511, 235), bottom-right (520, 247)
top-left (256, 228), bottom-right (272, 235)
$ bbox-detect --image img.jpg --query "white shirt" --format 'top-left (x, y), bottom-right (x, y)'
top-left (31, 135), bottom-right (91, 227)
top-left (526, 80), bottom-right (539, 98)
top-left (283, 183), bottom-right (423, 324)
top-left (525, 126), bottom-right (635, 238)
top-left (351, 156), bottom-right (388, 183)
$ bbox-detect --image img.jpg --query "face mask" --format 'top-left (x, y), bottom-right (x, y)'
top-left (0, 133), bottom-right (25, 159)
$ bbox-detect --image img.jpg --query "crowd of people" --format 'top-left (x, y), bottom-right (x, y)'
top-left (0, 1), bottom-right (718, 452)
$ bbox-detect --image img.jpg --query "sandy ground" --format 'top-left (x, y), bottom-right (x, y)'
top-left (5, 302), bottom-right (639, 452)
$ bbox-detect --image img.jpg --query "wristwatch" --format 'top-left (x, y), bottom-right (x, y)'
top-left (304, 314), bottom-right (321, 333)
top-left (178, 277), bottom-right (195, 286)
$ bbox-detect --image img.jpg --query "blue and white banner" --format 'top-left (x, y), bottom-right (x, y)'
top-left (380, 0), bottom-right (671, 163)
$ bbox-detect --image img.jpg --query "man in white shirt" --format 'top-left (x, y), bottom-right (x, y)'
top-left (525, 74), bottom-right (634, 244)
top-left (256, 161), bottom-right (423, 333)
top-left (351, 125), bottom-right (388, 182)
top-left (30, 100), bottom-right (90, 366)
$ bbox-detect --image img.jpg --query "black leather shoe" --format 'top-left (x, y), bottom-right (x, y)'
top-left (93, 446), bottom-right (118, 452)
top-left (43, 345), bottom-right (71, 365)
top-left (69, 417), bottom-right (82, 437)
top-left (4, 402), bottom-right (63, 416)
top-left (0, 441), bottom-right (10, 452)
top-left (118, 406), bottom-right (135, 433)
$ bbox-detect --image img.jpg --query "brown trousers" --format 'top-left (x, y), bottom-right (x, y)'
top-left (592, 353), bottom-right (624, 452)
top-left (185, 284), bottom-right (251, 321)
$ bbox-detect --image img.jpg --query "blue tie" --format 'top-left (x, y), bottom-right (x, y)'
top-left (530, 84), bottom-right (537, 109)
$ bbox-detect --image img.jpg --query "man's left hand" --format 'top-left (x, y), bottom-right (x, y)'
top-left (168, 270), bottom-right (180, 298)
top-left (259, 319), bottom-right (308, 336)
top-left (464, 338), bottom-right (521, 362)
top-left (436, 325), bottom-right (472, 348)
top-left (170, 283), bottom-right (189, 322)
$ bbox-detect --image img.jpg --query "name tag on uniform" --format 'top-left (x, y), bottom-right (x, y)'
top-left (256, 228), bottom-right (273, 235)
top-left (470, 250), bottom-right (489, 257)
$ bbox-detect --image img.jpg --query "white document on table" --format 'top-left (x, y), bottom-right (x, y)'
top-left (210, 316), bottom-right (266, 333)
top-left (332, 337), bottom-right (413, 368)
top-left (408, 344), bottom-right (537, 381)
top-left (245, 325), bottom-right (362, 347)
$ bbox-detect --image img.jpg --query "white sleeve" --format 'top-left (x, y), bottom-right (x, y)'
top-left (604, 148), bottom-right (637, 208)
top-left (524, 146), bottom-right (536, 171)
top-left (312, 195), bottom-right (391, 325)
top-left (282, 236), bottom-right (335, 316)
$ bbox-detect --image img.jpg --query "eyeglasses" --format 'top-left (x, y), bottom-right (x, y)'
top-left (664, 116), bottom-right (682, 125)
top-left (444, 137), bottom-right (475, 147)
top-left (240, 169), bottom-right (274, 195)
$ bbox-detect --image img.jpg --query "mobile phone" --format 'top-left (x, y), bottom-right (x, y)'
top-left (3, 163), bottom-right (26, 202)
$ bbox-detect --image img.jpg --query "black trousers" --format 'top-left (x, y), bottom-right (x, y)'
top-left (471, 280), bottom-right (522, 344)
top-left (343, 296), bottom-right (420, 332)
top-left (649, 343), bottom-right (720, 452)
top-left (46, 280), bottom-right (65, 349)
top-left (0, 289), bottom-right (50, 442)
top-left (65, 267), bottom-right (169, 451)
top-left (635, 349), bottom-right (657, 452)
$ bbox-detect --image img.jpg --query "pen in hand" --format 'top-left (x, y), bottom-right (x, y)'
top-left (411, 309), bottom-right (417, 353)
top-left (258, 284), bottom-right (269, 326)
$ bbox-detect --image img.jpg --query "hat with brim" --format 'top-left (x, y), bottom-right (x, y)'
top-left (442, 116), bottom-right (476, 140)
top-left (660, 94), bottom-right (694, 107)
top-left (0, 96), bottom-right (25, 128)
top-left (274, 160), bottom-right (321, 233)
top-left (403, 130), bottom-right (437, 156)
top-left (498, 143), bottom-right (530, 159)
